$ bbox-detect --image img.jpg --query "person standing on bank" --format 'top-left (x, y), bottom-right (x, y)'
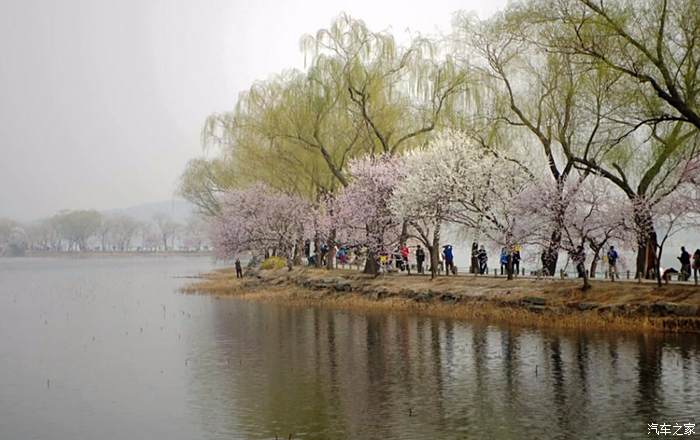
top-left (500, 247), bottom-right (508, 276)
top-left (607, 246), bottom-right (619, 281)
top-left (415, 245), bottom-right (426, 274)
top-left (512, 244), bottom-right (521, 276)
top-left (477, 246), bottom-right (488, 275)
top-left (678, 247), bottom-right (691, 281)
top-left (401, 244), bottom-right (411, 275)
top-left (235, 258), bottom-right (243, 279)
top-left (443, 245), bottom-right (455, 275)
top-left (693, 249), bottom-right (700, 285)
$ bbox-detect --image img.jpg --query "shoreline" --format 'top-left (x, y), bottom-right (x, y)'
top-left (183, 267), bottom-right (700, 333)
top-left (4, 251), bottom-right (214, 259)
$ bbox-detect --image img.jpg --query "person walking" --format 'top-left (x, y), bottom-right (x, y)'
top-left (443, 245), bottom-right (455, 275)
top-left (415, 245), bottom-right (426, 274)
top-left (678, 247), bottom-right (691, 281)
top-left (693, 249), bottom-right (700, 285)
top-left (477, 245), bottom-right (488, 275)
top-left (607, 246), bottom-right (619, 281)
top-left (235, 258), bottom-right (243, 279)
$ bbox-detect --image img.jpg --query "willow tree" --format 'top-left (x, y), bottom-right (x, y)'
top-left (516, 0), bottom-right (700, 276)
top-left (539, 0), bottom-right (700, 130)
top-left (457, 8), bottom-right (629, 276)
top-left (301, 13), bottom-right (473, 157)
top-left (179, 157), bottom-right (238, 217)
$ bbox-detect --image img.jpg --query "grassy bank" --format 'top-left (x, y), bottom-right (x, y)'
top-left (183, 267), bottom-right (700, 333)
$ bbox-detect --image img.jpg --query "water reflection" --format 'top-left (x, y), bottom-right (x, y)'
top-left (191, 301), bottom-right (700, 440)
top-left (0, 258), bottom-right (697, 440)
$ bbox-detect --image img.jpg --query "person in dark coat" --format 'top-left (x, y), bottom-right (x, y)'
top-left (607, 246), bottom-right (619, 281)
top-left (512, 245), bottom-right (521, 276)
top-left (678, 247), bottom-right (691, 281)
top-left (415, 245), bottom-right (426, 274)
top-left (235, 258), bottom-right (243, 279)
top-left (477, 246), bottom-right (488, 274)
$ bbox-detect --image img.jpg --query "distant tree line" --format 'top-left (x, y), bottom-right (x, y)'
top-left (0, 210), bottom-right (210, 256)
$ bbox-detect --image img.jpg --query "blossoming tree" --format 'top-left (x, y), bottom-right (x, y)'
top-left (211, 184), bottom-right (311, 263)
top-left (391, 130), bottom-right (534, 279)
top-left (390, 146), bottom-right (450, 278)
top-left (516, 175), bottom-right (630, 289)
top-left (333, 155), bottom-right (404, 274)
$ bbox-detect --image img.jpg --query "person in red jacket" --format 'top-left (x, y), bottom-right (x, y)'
top-left (400, 245), bottom-right (411, 275)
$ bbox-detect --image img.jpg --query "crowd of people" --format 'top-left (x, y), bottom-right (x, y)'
top-left (300, 239), bottom-right (528, 277)
top-left (246, 239), bottom-right (700, 284)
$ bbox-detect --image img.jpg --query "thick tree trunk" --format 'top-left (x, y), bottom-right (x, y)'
top-left (363, 251), bottom-right (379, 275)
top-left (313, 236), bottom-right (321, 268)
top-left (325, 229), bottom-right (336, 270)
top-left (293, 237), bottom-right (303, 266)
top-left (428, 246), bottom-right (439, 279)
top-left (540, 229), bottom-right (561, 276)
top-left (581, 270), bottom-right (591, 291)
top-left (633, 206), bottom-right (658, 279)
top-left (506, 255), bottom-right (514, 280)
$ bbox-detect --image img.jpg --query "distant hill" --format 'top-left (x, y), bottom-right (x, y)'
top-left (103, 199), bottom-right (195, 223)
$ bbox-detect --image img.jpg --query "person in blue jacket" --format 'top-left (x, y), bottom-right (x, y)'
top-left (500, 247), bottom-right (509, 275)
top-left (442, 244), bottom-right (455, 275)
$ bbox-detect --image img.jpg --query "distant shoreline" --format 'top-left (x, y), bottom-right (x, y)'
top-left (4, 251), bottom-right (215, 259)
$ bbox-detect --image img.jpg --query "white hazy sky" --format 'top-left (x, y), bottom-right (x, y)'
top-left (0, 0), bottom-right (507, 221)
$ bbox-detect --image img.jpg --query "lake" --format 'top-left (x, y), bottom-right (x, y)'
top-left (0, 256), bottom-right (698, 439)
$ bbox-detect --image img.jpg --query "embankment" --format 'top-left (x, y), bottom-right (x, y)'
top-left (184, 268), bottom-right (700, 333)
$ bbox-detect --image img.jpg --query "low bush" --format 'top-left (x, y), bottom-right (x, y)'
top-left (260, 256), bottom-right (287, 270)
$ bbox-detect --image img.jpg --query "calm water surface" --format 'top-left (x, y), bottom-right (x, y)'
top-left (0, 256), bottom-right (698, 439)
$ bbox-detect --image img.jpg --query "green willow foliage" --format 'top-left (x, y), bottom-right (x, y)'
top-left (183, 2), bottom-right (699, 231)
top-left (194, 14), bottom-right (473, 205)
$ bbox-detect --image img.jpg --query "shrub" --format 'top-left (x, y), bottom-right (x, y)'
top-left (260, 256), bottom-right (287, 270)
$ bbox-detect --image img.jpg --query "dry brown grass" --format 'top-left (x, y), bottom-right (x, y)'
top-left (182, 267), bottom-right (700, 333)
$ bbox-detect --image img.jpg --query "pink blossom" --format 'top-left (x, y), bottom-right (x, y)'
top-left (332, 155), bottom-right (404, 253)
top-left (211, 183), bottom-right (311, 260)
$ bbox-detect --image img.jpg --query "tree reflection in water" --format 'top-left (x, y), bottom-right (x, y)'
top-left (188, 300), bottom-right (700, 439)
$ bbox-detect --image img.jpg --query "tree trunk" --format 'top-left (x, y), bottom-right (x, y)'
top-left (325, 229), bottom-right (336, 270)
top-left (540, 229), bottom-right (561, 276)
top-left (581, 269), bottom-right (591, 291)
top-left (313, 236), bottom-right (321, 268)
top-left (428, 225), bottom-right (441, 279)
top-left (633, 206), bottom-right (658, 279)
top-left (655, 244), bottom-right (664, 287)
top-left (589, 245), bottom-right (601, 279)
top-left (428, 246), bottom-right (439, 279)
top-left (506, 255), bottom-right (514, 280)
top-left (363, 251), bottom-right (379, 275)
top-left (293, 237), bottom-right (303, 266)
top-left (399, 221), bottom-right (409, 246)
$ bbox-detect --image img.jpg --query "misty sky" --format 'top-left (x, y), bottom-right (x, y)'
top-left (0, 0), bottom-right (506, 221)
